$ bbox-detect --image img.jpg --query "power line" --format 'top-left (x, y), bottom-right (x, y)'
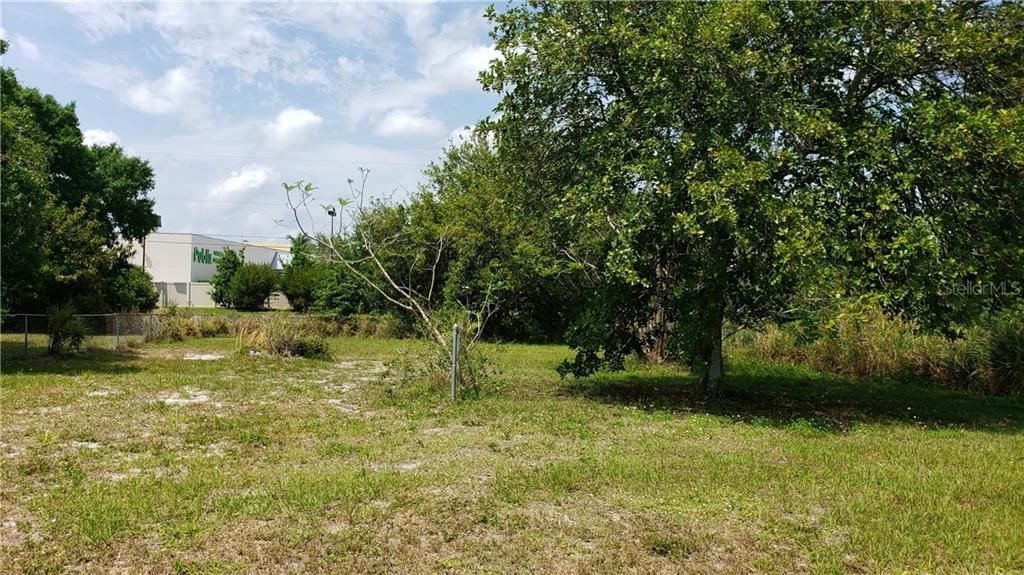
top-left (155, 232), bottom-right (294, 238)
top-left (136, 149), bottom-right (432, 168)
top-left (134, 239), bottom-right (292, 246)
top-left (152, 196), bottom-right (291, 207)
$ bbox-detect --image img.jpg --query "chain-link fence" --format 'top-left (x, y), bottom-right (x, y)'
top-left (1, 313), bottom-right (159, 357)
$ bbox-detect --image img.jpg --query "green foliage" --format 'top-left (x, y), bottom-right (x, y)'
top-left (46, 304), bottom-right (88, 355)
top-left (280, 265), bottom-right (324, 312)
top-left (280, 236), bottom-right (325, 313)
top-left (0, 64), bottom-right (160, 313)
top-left (103, 264), bottom-right (159, 313)
top-left (482, 1), bottom-right (1024, 391)
top-left (293, 336), bottom-right (332, 361)
top-left (209, 247), bottom-right (243, 308)
top-left (422, 133), bottom-right (582, 342)
top-left (228, 264), bottom-right (278, 311)
top-left (311, 264), bottom-right (378, 316)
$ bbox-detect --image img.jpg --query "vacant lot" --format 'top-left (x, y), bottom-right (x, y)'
top-left (1, 336), bottom-right (1022, 574)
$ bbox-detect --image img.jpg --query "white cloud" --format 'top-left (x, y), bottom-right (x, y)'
top-left (375, 108), bottom-right (446, 138)
top-left (60, 2), bottom-right (147, 41)
top-left (125, 66), bottom-right (204, 116)
top-left (62, 2), bottom-right (322, 83)
top-left (83, 129), bottom-right (119, 147)
top-left (14, 35), bottom-right (41, 61)
top-left (280, 3), bottom-right (395, 47)
top-left (278, 67), bottom-right (329, 86)
top-left (209, 165), bottom-right (274, 200)
top-left (263, 107), bottom-right (323, 148)
top-left (339, 7), bottom-right (495, 132)
top-left (72, 62), bottom-right (209, 125)
top-left (150, 3), bottom-right (283, 77)
top-left (61, 2), bottom-right (496, 134)
top-left (336, 56), bottom-right (366, 80)
top-left (72, 60), bottom-right (139, 92)
top-left (447, 125), bottom-right (473, 145)
top-left (427, 45), bottom-right (497, 90)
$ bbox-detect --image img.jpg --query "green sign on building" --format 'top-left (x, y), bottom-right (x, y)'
top-left (192, 247), bottom-right (222, 265)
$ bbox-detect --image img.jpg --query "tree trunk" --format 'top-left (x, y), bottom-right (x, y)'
top-left (700, 301), bottom-right (725, 398)
top-left (642, 260), bottom-right (671, 363)
top-left (643, 303), bottom-right (669, 363)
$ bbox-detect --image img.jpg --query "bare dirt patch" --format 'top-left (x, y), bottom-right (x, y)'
top-left (158, 388), bottom-right (212, 406)
top-left (184, 353), bottom-right (225, 361)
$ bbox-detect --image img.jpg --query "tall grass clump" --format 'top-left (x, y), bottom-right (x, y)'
top-left (143, 307), bottom-right (230, 342)
top-left (738, 302), bottom-right (1024, 395)
top-left (234, 314), bottom-right (331, 360)
top-left (987, 310), bottom-right (1024, 394)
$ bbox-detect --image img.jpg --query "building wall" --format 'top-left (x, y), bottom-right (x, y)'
top-left (130, 233), bottom-right (289, 283)
top-left (154, 282), bottom-right (290, 310)
top-left (134, 233), bottom-right (193, 283)
top-left (129, 233), bottom-right (292, 310)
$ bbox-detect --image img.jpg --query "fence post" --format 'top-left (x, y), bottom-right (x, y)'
top-left (115, 314), bottom-right (120, 349)
top-left (24, 315), bottom-right (29, 356)
top-left (450, 324), bottom-right (461, 401)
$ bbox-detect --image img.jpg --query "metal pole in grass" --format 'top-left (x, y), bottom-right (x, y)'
top-left (24, 315), bottom-right (29, 356)
top-left (115, 314), bottom-right (120, 348)
top-left (450, 324), bottom-right (461, 401)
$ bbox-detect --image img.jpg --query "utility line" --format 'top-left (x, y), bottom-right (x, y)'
top-left (136, 149), bottom-right (431, 168)
top-left (151, 196), bottom-right (293, 207)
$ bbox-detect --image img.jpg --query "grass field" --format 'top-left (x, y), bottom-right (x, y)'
top-left (1, 335), bottom-right (1022, 574)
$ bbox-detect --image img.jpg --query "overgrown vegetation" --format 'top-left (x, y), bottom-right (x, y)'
top-left (234, 314), bottom-right (331, 360)
top-left (735, 302), bottom-right (1024, 395)
top-left (144, 306), bottom-right (231, 343)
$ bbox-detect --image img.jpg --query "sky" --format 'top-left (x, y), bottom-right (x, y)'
top-left (0, 1), bottom-right (501, 242)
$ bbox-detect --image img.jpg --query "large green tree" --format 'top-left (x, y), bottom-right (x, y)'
top-left (482, 1), bottom-right (1024, 394)
top-left (1, 39), bottom-right (161, 312)
top-left (421, 132), bottom-right (583, 341)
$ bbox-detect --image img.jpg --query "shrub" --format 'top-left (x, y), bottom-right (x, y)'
top-left (229, 263), bottom-right (278, 311)
top-left (805, 304), bottom-right (925, 378)
top-left (47, 304), bottom-right (88, 354)
top-left (312, 266), bottom-right (377, 315)
top-left (280, 264), bottom-right (325, 312)
top-left (210, 247), bottom-right (244, 307)
top-left (146, 311), bottom-right (195, 342)
top-left (294, 335), bottom-right (331, 360)
top-left (104, 264), bottom-right (159, 312)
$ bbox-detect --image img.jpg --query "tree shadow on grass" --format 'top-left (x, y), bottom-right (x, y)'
top-left (1, 346), bottom-right (143, 377)
top-left (560, 359), bottom-right (1024, 433)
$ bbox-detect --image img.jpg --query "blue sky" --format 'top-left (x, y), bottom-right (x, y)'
top-left (1, 1), bottom-right (500, 241)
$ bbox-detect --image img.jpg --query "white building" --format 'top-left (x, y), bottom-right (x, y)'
top-left (129, 233), bottom-right (292, 308)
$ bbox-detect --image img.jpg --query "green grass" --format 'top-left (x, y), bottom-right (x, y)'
top-left (1, 336), bottom-right (1022, 573)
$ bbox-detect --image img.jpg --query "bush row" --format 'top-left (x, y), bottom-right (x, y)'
top-left (734, 303), bottom-right (1024, 395)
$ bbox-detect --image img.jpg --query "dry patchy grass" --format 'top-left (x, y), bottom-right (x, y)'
top-left (1, 336), bottom-right (1022, 574)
